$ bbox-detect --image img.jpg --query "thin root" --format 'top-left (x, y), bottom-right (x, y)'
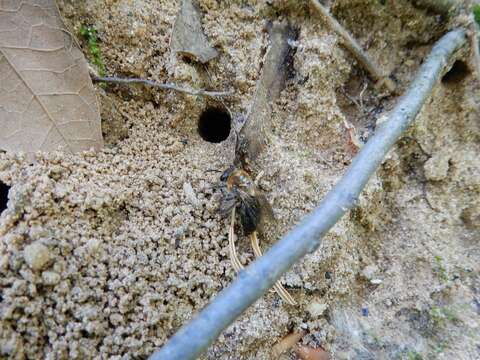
top-left (250, 233), bottom-right (297, 305)
top-left (91, 75), bottom-right (233, 98)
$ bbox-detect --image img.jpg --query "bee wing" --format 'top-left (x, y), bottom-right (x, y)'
top-left (219, 192), bottom-right (237, 217)
top-left (257, 193), bottom-right (275, 223)
top-left (237, 190), bottom-right (261, 236)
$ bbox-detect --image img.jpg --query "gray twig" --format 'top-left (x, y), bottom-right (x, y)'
top-left (310, 0), bottom-right (396, 93)
top-left (149, 29), bottom-right (466, 360)
top-left (91, 75), bottom-right (233, 97)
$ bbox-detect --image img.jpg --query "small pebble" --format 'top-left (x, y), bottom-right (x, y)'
top-left (42, 271), bottom-right (61, 285)
top-left (23, 242), bottom-right (50, 271)
top-left (424, 153), bottom-right (449, 181)
top-left (183, 182), bottom-right (201, 208)
top-left (307, 301), bottom-right (328, 317)
top-left (361, 265), bottom-right (378, 280)
top-left (86, 238), bottom-right (101, 254)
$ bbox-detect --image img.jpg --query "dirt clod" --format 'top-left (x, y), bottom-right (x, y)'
top-left (23, 242), bottom-right (51, 271)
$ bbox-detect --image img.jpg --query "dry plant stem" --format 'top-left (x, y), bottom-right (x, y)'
top-left (150, 29), bottom-right (466, 360)
top-left (91, 75), bottom-right (232, 97)
top-left (310, 0), bottom-right (396, 93)
top-left (228, 209), bottom-right (243, 273)
top-left (250, 233), bottom-right (297, 305)
top-left (228, 208), bottom-right (296, 305)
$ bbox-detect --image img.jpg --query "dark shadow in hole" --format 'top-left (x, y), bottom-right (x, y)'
top-left (442, 60), bottom-right (470, 84)
top-left (198, 107), bottom-right (231, 143)
top-left (0, 181), bottom-right (10, 214)
top-left (180, 54), bottom-right (195, 65)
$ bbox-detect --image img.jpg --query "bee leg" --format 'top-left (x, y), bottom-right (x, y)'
top-left (250, 232), bottom-right (297, 306)
top-left (229, 208), bottom-right (244, 273)
top-left (206, 183), bottom-right (226, 191)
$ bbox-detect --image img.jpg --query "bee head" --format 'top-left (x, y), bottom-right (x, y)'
top-left (227, 169), bottom-right (254, 190)
top-left (220, 165), bottom-right (236, 182)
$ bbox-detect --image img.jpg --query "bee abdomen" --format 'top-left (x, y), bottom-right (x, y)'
top-left (238, 197), bottom-right (261, 235)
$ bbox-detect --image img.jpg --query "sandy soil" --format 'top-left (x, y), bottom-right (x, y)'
top-left (1, 0), bottom-right (479, 359)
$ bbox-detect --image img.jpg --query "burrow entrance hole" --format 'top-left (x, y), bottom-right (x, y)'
top-left (442, 60), bottom-right (470, 84)
top-left (0, 181), bottom-right (10, 214)
top-left (197, 107), bottom-right (231, 143)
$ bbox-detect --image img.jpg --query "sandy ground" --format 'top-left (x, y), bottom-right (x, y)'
top-left (1, 0), bottom-right (479, 359)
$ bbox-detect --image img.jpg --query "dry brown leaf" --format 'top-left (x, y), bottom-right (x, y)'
top-left (271, 331), bottom-right (305, 358)
top-left (295, 345), bottom-right (330, 360)
top-left (170, 0), bottom-right (218, 63)
top-left (0, 0), bottom-right (103, 155)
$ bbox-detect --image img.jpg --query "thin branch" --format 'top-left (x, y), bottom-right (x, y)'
top-left (149, 28), bottom-right (466, 360)
top-left (91, 75), bottom-right (233, 98)
top-left (310, 0), bottom-right (396, 93)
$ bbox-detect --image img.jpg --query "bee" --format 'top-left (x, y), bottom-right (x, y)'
top-left (217, 166), bottom-right (296, 305)
top-left (218, 166), bottom-right (272, 236)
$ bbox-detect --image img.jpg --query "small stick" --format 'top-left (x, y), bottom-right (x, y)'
top-left (359, 81), bottom-right (368, 109)
top-left (310, 0), bottom-right (396, 93)
top-left (250, 233), bottom-right (297, 305)
top-left (91, 75), bottom-right (233, 98)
